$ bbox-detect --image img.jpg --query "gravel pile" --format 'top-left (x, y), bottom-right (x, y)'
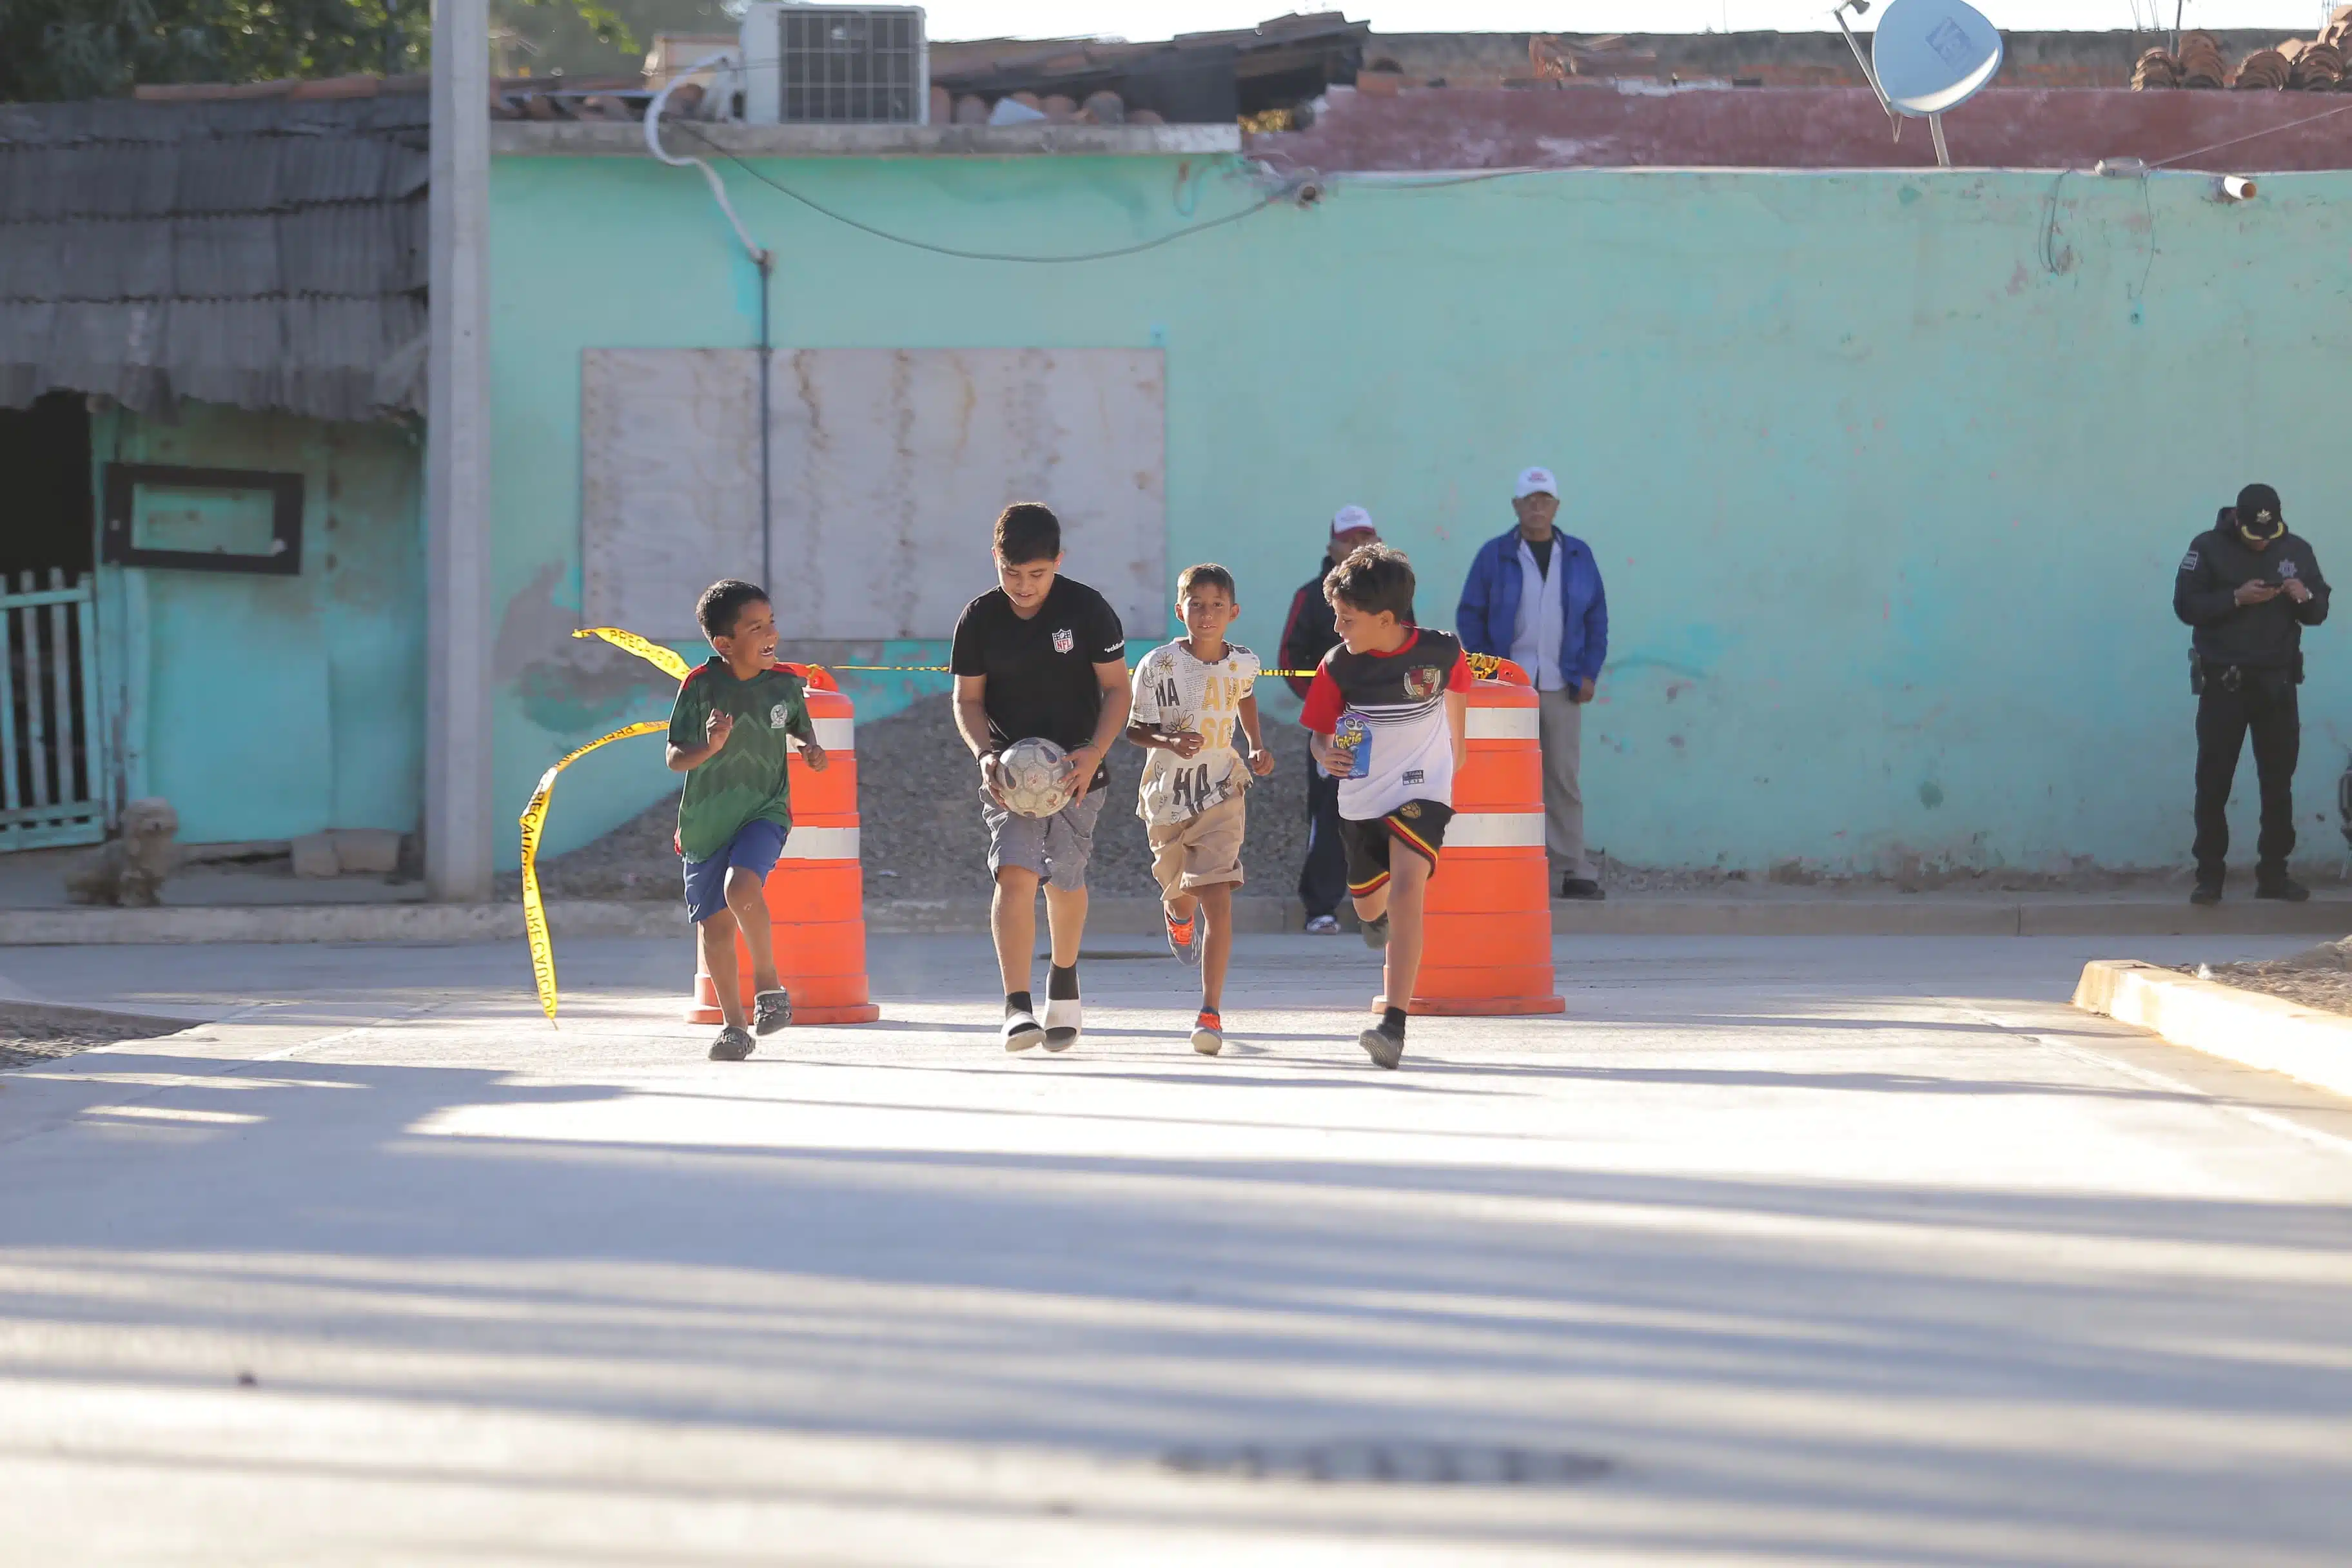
top-left (2194, 943), bottom-right (2352, 1019)
top-left (0, 1014), bottom-right (176, 1072)
top-left (508, 696), bottom-right (1322, 906)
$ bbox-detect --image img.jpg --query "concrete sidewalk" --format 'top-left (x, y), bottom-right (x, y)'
top-left (1, 933), bottom-right (2347, 1564)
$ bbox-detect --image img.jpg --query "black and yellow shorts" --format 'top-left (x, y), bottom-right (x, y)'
top-left (1339, 799), bottom-right (1454, 897)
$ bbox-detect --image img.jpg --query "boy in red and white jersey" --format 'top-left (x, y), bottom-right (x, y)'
top-left (1298, 544), bottom-right (1472, 1069)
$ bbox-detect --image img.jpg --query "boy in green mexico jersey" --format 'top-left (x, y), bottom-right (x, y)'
top-left (667, 579), bottom-right (828, 1061)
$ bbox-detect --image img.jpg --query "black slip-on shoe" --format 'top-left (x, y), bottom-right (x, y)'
top-left (1358, 1019), bottom-right (1406, 1070)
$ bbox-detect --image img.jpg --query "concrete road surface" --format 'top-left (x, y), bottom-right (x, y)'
top-left (1, 933), bottom-right (2348, 1566)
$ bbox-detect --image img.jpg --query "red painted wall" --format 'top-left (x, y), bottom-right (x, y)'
top-left (1262, 86), bottom-right (2352, 172)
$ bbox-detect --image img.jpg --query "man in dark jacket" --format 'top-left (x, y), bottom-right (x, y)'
top-left (1279, 505), bottom-right (1378, 932)
top-left (2174, 482), bottom-right (2329, 904)
top-left (1455, 467), bottom-right (1610, 899)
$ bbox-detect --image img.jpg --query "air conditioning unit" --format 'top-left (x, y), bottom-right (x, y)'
top-left (739, 3), bottom-right (928, 125)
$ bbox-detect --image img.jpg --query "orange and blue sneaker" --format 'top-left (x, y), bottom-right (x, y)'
top-left (1166, 907), bottom-right (1200, 967)
top-left (1190, 1008), bottom-right (1224, 1056)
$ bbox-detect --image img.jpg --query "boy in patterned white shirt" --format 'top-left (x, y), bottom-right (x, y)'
top-left (1127, 564), bottom-right (1275, 1055)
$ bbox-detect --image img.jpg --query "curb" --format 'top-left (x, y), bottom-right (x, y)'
top-left (1553, 899), bottom-right (2352, 937)
top-left (4, 896), bottom-right (2348, 945)
top-left (2073, 959), bottom-right (2352, 1099)
top-left (0, 902), bottom-right (680, 946)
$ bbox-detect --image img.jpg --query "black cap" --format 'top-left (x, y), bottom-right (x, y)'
top-left (2236, 483), bottom-right (2283, 529)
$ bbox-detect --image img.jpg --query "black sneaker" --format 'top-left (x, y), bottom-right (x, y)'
top-left (2255, 876), bottom-right (2311, 903)
top-left (1359, 912), bottom-right (1391, 949)
top-left (2189, 879), bottom-right (2224, 906)
top-left (709, 1025), bottom-right (756, 1061)
top-left (1560, 877), bottom-right (1605, 901)
top-left (754, 988), bottom-right (792, 1035)
top-left (1358, 1017), bottom-right (1406, 1070)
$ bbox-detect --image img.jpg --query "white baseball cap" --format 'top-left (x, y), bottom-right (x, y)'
top-left (1330, 504), bottom-right (1375, 536)
top-left (1514, 466), bottom-right (1558, 500)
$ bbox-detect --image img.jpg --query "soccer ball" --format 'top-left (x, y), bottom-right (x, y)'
top-left (997, 737), bottom-right (1075, 819)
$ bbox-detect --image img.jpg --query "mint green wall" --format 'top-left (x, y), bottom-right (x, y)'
top-left (94, 404), bottom-right (425, 845)
top-left (491, 155), bottom-right (2348, 875)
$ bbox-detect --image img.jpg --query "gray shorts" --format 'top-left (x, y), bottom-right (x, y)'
top-left (983, 787), bottom-right (1107, 890)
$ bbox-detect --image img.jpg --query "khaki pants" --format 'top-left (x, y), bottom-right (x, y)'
top-left (1148, 794), bottom-right (1247, 897)
top-left (1537, 686), bottom-right (1590, 883)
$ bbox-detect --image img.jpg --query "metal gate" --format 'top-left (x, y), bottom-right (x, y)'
top-left (0, 571), bottom-right (106, 850)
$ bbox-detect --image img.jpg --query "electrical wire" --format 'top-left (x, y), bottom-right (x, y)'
top-left (2038, 167), bottom-right (2075, 275)
top-left (2134, 173), bottom-right (2157, 307)
top-left (1328, 166), bottom-right (1556, 190)
top-left (643, 52), bottom-right (769, 264)
top-left (2146, 97), bottom-right (2352, 169)
top-left (672, 122), bottom-right (1284, 264)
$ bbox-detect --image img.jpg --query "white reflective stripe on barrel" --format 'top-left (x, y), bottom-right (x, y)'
top-left (1445, 810), bottom-right (1544, 850)
top-left (810, 716), bottom-right (855, 752)
top-left (779, 825), bottom-right (860, 860)
top-left (1465, 705), bottom-right (1539, 741)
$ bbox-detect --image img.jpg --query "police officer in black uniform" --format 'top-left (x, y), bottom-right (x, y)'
top-left (2174, 482), bottom-right (2329, 905)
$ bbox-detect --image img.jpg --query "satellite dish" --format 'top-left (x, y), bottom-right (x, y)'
top-left (1870, 0), bottom-right (2003, 117)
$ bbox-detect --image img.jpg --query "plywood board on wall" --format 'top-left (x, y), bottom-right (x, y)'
top-left (767, 348), bottom-right (1165, 639)
top-left (580, 348), bottom-right (761, 638)
top-left (579, 346), bottom-right (1165, 642)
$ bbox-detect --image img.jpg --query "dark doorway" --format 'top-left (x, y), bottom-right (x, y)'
top-left (0, 392), bottom-right (104, 849)
top-left (0, 393), bottom-right (93, 578)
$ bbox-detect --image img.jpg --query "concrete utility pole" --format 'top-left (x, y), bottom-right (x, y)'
top-left (426, 0), bottom-right (493, 901)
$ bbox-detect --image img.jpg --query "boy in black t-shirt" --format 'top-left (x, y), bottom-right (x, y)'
top-left (949, 503), bottom-right (1132, 1053)
top-left (1300, 544), bottom-right (1472, 1069)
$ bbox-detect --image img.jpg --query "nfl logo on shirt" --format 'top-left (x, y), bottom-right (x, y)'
top-left (1052, 627), bottom-right (1074, 654)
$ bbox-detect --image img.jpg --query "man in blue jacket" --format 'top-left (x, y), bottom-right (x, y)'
top-left (1455, 466), bottom-right (1609, 899)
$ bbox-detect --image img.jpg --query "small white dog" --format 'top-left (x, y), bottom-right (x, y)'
top-left (66, 798), bottom-right (181, 908)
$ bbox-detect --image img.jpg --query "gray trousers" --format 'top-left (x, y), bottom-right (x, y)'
top-left (1537, 686), bottom-right (1590, 882)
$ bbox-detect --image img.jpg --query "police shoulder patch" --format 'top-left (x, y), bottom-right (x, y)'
top-left (2180, 549), bottom-right (2200, 572)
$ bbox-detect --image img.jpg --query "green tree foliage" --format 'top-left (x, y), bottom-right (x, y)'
top-left (0, 0), bottom-right (636, 101)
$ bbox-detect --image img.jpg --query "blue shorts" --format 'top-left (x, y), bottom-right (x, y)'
top-left (682, 819), bottom-right (788, 925)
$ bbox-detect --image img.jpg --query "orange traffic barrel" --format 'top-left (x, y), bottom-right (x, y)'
top-left (687, 666), bottom-right (881, 1025)
top-left (1402, 666), bottom-right (1563, 1015)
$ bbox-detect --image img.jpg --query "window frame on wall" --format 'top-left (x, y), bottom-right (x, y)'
top-left (99, 462), bottom-right (305, 576)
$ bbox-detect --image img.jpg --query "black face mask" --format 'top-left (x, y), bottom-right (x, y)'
top-left (2235, 507), bottom-right (2286, 546)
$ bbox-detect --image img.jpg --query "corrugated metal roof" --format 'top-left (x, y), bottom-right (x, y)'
top-left (0, 93), bottom-right (427, 422)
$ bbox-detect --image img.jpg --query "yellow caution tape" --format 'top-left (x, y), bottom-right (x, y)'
top-left (834, 662), bottom-right (1326, 678)
top-left (1467, 652), bottom-right (1527, 683)
top-left (573, 618), bottom-right (1525, 687)
top-left (520, 720), bottom-right (669, 1024)
top-left (518, 628), bottom-right (701, 1024)
top-left (833, 657), bottom-right (1527, 681)
top-left (573, 625), bottom-right (694, 681)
